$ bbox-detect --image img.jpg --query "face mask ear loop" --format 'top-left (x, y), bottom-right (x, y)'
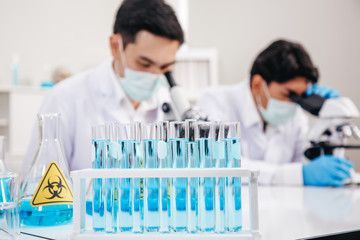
top-left (262, 80), bottom-right (272, 100)
top-left (256, 80), bottom-right (270, 110)
top-left (116, 37), bottom-right (127, 78)
top-left (255, 94), bottom-right (263, 109)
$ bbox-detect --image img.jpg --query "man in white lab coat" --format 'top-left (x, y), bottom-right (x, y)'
top-left (22, 0), bottom-right (184, 172)
top-left (198, 40), bottom-right (354, 186)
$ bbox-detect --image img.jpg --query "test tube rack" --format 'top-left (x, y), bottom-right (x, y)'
top-left (70, 168), bottom-right (261, 240)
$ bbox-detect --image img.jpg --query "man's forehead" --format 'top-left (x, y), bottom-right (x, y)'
top-left (127, 37), bottom-right (178, 65)
top-left (279, 77), bottom-right (309, 94)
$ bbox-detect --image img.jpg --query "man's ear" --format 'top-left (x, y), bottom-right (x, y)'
top-left (109, 34), bottom-right (122, 58)
top-left (110, 34), bottom-right (125, 77)
top-left (251, 74), bottom-right (265, 95)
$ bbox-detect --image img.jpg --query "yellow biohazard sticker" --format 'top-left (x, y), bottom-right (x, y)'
top-left (31, 161), bottom-right (73, 207)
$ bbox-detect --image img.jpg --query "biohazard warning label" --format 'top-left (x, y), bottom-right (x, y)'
top-left (31, 161), bottom-right (73, 207)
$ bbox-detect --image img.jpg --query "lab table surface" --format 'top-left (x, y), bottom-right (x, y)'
top-left (20, 185), bottom-right (360, 240)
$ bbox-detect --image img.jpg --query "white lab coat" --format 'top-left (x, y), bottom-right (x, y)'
top-left (197, 80), bottom-right (309, 185)
top-left (22, 59), bottom-right (171, 173)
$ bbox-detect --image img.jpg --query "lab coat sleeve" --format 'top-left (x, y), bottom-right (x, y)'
top-left (22, 89), bottom-right (74, 177)
top-left (291, 111), bottom-right (309, 164)
top-left (271, 110), bottom-right (309, 185)
top-left (242, 157), bottom-right (304, 186)
top-left (243, 111), bottom-right (309, 186)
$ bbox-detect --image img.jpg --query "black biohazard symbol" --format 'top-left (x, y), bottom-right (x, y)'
top-left (43, 176), bottom-right (67, 199)
top-left (31, 161), bottom-right (73, 207)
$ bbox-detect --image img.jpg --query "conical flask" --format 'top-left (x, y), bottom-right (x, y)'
top-left (20, 113), bottom-right (73, 226)
top-left (0, 136), bottom-right (7, 171)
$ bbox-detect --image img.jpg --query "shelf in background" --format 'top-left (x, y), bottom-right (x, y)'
top-left (0, 118), bottom-right (9, 127)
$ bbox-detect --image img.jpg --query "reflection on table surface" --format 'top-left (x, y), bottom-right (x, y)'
top-left (241, 185), bottom-right (360, 240)
top-left (20, 185), bottom-right (360, 240)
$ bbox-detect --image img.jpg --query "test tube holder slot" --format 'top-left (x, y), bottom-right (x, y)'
top-left (70, 168), bottom-right (261, 240)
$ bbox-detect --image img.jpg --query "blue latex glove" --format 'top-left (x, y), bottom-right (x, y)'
top-left (306, 84), bottom-right (340, 98)
top-left (303, 155), bottom-right (354, 187)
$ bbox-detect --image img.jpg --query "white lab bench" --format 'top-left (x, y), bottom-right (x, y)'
top-left (19, 185), bottom-right (360, 240)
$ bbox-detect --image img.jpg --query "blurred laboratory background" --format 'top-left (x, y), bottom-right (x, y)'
top-left (0, 0), bottom-right (359, 172)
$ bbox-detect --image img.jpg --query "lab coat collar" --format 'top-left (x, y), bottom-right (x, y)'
top-left (99, 58), bottom-right (160, 112)
top-left (241, 79), bottom-right (285, 133)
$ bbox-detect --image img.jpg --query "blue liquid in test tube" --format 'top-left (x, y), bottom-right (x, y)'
top-left (92, 139), bottom-right (106, 232)
top-left (214, 139), bottom-right (226, 233)
top-left (186, 119), bottom-right (199, 233)
top-left (105, 122), bottom-right (118, 233)
top-left (143, 139), bottom-right (160, 232)
top-left (186, 141), bottom-right (199, 233)
top-left (132, 133), bottom-right (144, 233)
top-left (225, 137), bottom-right (242, 232)
top-left (159, 145), bottom-right (170, 233)
top-left (198, 137), bottom-right (215, 232)
top-left (170, 138), bottom-right (188, 232)
top-left (118, 140), bottom-right (133, 232)
top-left (159, 121), bottom-right (170, 233)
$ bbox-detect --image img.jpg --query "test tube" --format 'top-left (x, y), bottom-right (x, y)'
top-left (223, 122), bottom-right (242, 232)
top-left (159, 121), bottom-right (170, 233)
top-left (214, 122), bottom-right (226, 233)
top-left (117, 123), bottom-right (133, 232)
top-left (142, 123), bottom-right (161, 232)
top-left (92, 124), bottom-right (107, 232)
top-left (105, 122), bottom-right (118, 233)
top-left (197, 121), bottom-right (215, 232)
top-left (131, 122), bottom-right (144, 233)
top-left (169, 121), bottom-right (188, 232)
top-left (186, 119), bottom-right (199, 233)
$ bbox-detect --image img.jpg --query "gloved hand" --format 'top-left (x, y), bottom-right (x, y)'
top-left (303, 155), bottom-right (354, 187)
top-left (305, 84), bottom-right (340, 98)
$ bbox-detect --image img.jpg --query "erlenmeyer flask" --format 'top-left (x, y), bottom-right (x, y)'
top-left (0, 136), bottom-right (7, 171)
top-left (20, 113), bottom-right (73, 226)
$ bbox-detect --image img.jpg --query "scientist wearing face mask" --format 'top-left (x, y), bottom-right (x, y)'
top-left (22, 0), bottom-right (184, 172)
top-left (198, 39), bottom-right (354, 187)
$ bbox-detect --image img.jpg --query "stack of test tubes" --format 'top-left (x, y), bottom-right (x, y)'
top-left (91, 120), bottom-right (242, 234)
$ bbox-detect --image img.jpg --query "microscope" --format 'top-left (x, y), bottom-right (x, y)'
top-left (290, 92), bottom-right (360, 184)
top-left (162, 71), bottom-right (209, 121)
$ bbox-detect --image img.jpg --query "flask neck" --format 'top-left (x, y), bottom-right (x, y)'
top-left (38, 114), bottom-right (60, 141)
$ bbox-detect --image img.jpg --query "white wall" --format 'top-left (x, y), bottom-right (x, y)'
top-left (0, 0), bottom-right (122, 86)
top-left (188, 0), bottom-right (360, 166)
top-left (1, 0), bottom-right (359, 93)
top-left (188, 0), bottom-right (360, 104)
top-left (0, 0), bottom-right (188, 86)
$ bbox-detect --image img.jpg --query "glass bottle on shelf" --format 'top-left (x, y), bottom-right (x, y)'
top-left (0, 136), bottom-right (7, 171)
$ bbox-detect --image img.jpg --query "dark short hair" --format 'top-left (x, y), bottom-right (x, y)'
top-left (250, 39), bottom-right (319, 84)
top-left (113, 0), bottom-right (184, 48)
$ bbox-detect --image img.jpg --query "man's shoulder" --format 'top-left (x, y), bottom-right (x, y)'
top-left (46, 62), bottom-right (106, 100)
top-left (201, 81), bottom-right (245, 104)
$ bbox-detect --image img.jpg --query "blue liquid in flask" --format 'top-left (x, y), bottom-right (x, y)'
top-left (20, 198), bottom-right (73, 226)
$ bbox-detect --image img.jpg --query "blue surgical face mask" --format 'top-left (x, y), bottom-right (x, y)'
top-left (119, 68), bottom-right (166, 102)
top-left (116, 39), bottom-right (166, 102)
top-left (256, 82), bottom-right (298, 126)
